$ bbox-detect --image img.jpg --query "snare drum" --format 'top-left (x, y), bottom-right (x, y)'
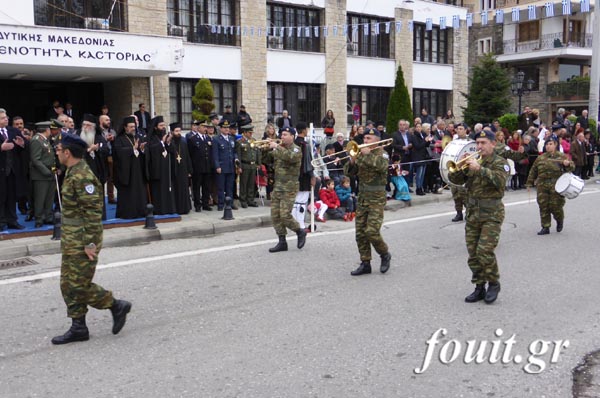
top-left (555, 173), bottom-right (584, 199)
top-left (439, 139), bottom-right (477, 186)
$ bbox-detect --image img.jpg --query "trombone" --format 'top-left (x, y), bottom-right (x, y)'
top-left (311, 138), bottom-right (393, 167)
top-left (447, 150), bottom-right (483, 173)
top-left (250, 138), bottom-right (281, 148)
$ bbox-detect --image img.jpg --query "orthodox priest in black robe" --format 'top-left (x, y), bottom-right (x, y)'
top-left (145, 116), bottom-right (175, 215)
top-left (79, 113), bottom-right (109, 220)
top-left (168, 123), bottom-right (192, 214)
top-left (113, 116), bottom-right (148, 219)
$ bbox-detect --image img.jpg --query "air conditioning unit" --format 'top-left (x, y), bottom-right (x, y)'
top-left (85, 17), bottom-right (109, 30)
top-left (169, 25), bottom-right (188, 40)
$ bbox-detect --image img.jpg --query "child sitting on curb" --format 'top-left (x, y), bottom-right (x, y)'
top-left (335, 176), bottom-right (357, 221)
top-left (318, 179), bottom-right (345, 221)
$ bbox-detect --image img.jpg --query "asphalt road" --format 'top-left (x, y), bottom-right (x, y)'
top-left (1, 188), bottom-right (600, 398)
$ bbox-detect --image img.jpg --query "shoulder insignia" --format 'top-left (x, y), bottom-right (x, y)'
top-left (293, 148), bottom-right (299, 153)
top-left (382, 153), bottom-right (389, 160)
top-left (503, 164), bottom-right (510, 173)
top-left (85, 184), bottom-right (95, 194)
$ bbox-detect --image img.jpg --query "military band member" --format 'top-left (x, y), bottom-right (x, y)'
top-left (526, 136), bottom-right (574, 235)
top-left (236, 124), bottom-right (260, 208)
top-left (448, 130), bottom-right (509, 304)
top-left (343, 129), bottom-right (392, 275)
top-left (266, 127), bottom-right (307, 253)
top-left (51, 134), bottom-right (131, 345)
top-left (450, 123), bottom-right (470, 222)
top-left (29, 121), bottom-right (57, 227)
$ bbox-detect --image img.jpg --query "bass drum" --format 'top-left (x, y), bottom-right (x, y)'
top-left (555, 172), bottom-right (584, 199)
top-left (439, 139), bottom-right (477, 186)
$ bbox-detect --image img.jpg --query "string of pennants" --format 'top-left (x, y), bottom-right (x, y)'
top-left (204, 0), bottom-right (591, 36)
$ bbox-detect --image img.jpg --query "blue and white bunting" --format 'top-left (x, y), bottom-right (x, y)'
top-left (236, 26), bottom-right (241, 35)
top-left (242, 26), bottom-right (247, 36)
top-left (385, 21), bottom-right (391, 34)
top-left (224, 26), bottom-right (228, 35)
top-left (351, 24), bottom-right (357, 36)
top-left (453, 15), bottom-right (460, 29)
top-left (496, 10), bottom-right (504, 24)
top-left (528, 5), bottom-right (537, 20)
top-left (466, 13), bottom-right (473, 28)
top-left (288, 26), bottom-right (293, 37)
top-left (257, 27), bottom-right (262, 37)
top-left (249, 26), bottom-right (254, 36)
top-left (374, 22), bottom-right (380, 35)
top-left (481, 11), bottom-right (488, 25)
top-left (332, 25), bottom-right (338, 36)
top-left (512, 7), bottom-right (520, 22)
top-left (305, 26), bottom-right (310, 37)
top-left (440, 16), bottom-right (446, 30)
top-left (363, 23), bottom-right (369, 35)
top-left (408, 21), bottom-right (413, 33)
top-left (545, 2), bottom-right (555, 17)
top-left (425, 18), bottom-right (432, 31)
top-left (581, 0), bottom-right (590, 13)
top-left (396, 21), bottom-right (402, 33)
top-left (297, 26), bottom-right (301, 37)
top-left (343, 25), bottom-right (348, 36)
top-left (216, 25), bottom-right (221, 34)
top-left (211, 25), bottom-right (216, 34)
top-left (230, 26), bottom-right (234, 35)
top-left (562, 0), bottom-right (571, 15)
top-left (323, 26), bottom-right (328, 37)
top-left (314, 26), bottom-right (319, 37)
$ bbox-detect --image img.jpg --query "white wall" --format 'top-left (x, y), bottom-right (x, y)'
top-left (170, 43), bottom-right (242, 80)
top-left (266, 50), bottom-right (326, 83)
top-left (0, 1), bottom-right (34, 25)
top-left (503, 23), bottom-right (516, 41)
top-left (412, 63), bottom-right (453, 90)
top-left (347, 56), bottom-right (395, 86)
top-left (347, 0), bottom-right (467, 23)
top-left (542, 19), bottom-right (563, 35)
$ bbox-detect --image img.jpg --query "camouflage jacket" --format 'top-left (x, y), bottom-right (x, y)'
top-left (495, 142), bottom-right (527, 162)
top-left (526, 152), bottom-right (575, 187)
top-left (448, 153), bottom-right (508, 201)
top-left (344, 148), bottom-right (388, 193)
top-left (61, 160), bottom-right (103, 254)
top-left (266, 143), bottom-right (302, 192)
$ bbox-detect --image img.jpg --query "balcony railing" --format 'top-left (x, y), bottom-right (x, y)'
top-left (502, 32), bottom-right (593, 54)
top-left (547, 80), bottom-right (590, 101)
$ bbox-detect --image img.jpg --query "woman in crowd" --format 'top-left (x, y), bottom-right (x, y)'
top-left (507, 131), bottom-right (523, 190)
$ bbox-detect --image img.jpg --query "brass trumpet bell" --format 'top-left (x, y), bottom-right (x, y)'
top-left (311, 138), bottom-right (393, 167)
top-left (447, 150), bottom-right (483, 173)
top-left (250, 138), bottom-right (281, 148)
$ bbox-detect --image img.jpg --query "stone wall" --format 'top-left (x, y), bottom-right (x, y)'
top-left (325, 0), bottom-right (348, 133)
top-left (395, 8), bottom-right (414, 107)
top-left (452, 21), bottom-right (469, 122)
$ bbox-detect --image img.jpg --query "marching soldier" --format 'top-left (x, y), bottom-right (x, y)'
top-left (29, 121), bottom-right (57, 228)
top-left (344, 129), bottom-right (392, 276)
top-left (526, 136), bottom-right (574, 235)
top-left (51, 134), bottom-right (131, 345)
top-left (450, 124), bottom-right (470, 222)
top-left (236, 124), bottom-right (260, 208)
top-left (265, 127), bottom-right (307, 252)
top-left (448, 130), bottom-right (509, 304)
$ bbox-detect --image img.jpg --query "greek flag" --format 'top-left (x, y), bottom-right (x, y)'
top-left (496, 10), bottom-right (504, 24)
top-left (351, 24), bottom-right (357, 36)
top-left (323, 26), bottom-right (328, 37)
top-left (217, 25), bottom-right (221, 34)
top-left (396, 21), bottom-right (402, 33)
top-left (545, 2), bottom-right (554, 17)
top-left (314, 26), bottom-right (319, 37)
top-left (257, 27), bottom-right (262, 37)
top-left (363, 23), bottom-right (369, 35)
top-left (242, 26), bottom-right (247, 36)
top-left (236, 26), bottom-right (241, 35)
top-left (562, 0), bottom-right (571, 15)
top-left (453, 15), bottom-right (460, 29)
top-left (374, 22), bottom-right (380, 35)
top-left (426, 18), bottom-right (432, 31)
top-left (230, 26), bottom-right (234, 35)
top-left (440, 16), bottom-right (446, 30)
top-left (333, 25), bottom-right (339, 36)
top-left (249, 27), bottom-right (254, 36)
top-left (466, 13), bottom-right (473, 28)
top-left (224, 26), bottom-right (228, 35)
top-left (211, 25), bottom-right (216, 34)
top-left (512, 7), bottom-right (520, 22)
top-left (481, 11), bottom-right (488, 25)
top-left (528, 5), bottom-right (537, 20)
top-left (408, 21), bottom-right (413, 33)
top-left (385, 22), bottom-right (391, 34)
top-left (288, 26), bottom-right (293, 37)
top-left (297, 26), bottom-right (301, 37)
top-left (265, 27), bottom-right (270, 36)
top-left (581, 0), bottom-right (590, 13)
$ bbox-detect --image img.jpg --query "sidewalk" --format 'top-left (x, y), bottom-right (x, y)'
top-left (0, 190), bottom-right (453, 260)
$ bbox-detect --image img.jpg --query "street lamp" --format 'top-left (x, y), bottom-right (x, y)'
top-left (511, 71), bottom-right (535, 114)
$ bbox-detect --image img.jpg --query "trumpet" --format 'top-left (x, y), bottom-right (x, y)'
top-left (250, 138), bottom-right (281, 148)
top-left (447, 150), bottom-right (483, 173)
top-left (311, 138), bottom-right (393, 167)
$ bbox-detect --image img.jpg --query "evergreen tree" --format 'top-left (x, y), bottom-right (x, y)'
top-left (462, 53), bottom-right (511, 126)
top-left (386, 64), bottom-right (413, 135)
top-left (192, 78), bottom-right (215, 121)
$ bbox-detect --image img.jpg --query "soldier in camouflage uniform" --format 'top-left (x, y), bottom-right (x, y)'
top-left (265, 127), bottom-right (307, 252)
top-left (344, 129), bottom-right (392, 275)
top-left (236, 125), bottom-right (260, 208)
top-left (29, 121), bottom-right (57, 228)
top-left (450, 124), bottom-right (471, 222)
top-left (51, 134), bottom-right (131, 345)
top-left (526, 136), bottom-right (574, 235)
top-left (448, 130), bottom-right (509, 304)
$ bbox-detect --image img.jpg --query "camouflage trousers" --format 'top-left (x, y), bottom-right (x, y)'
top-left (355, 191), bottom-right (389, 261)
top-left (536, 182), bottom-right (565, 228)
top-left (271, 190), bottom-right (300, 236)
top-left (60, 253), bottom-right (113, 318)
top-left (451, 185), bottom-right (467, 212)
top-left (465, 205), bottom-right (504, 284)
top-left (239, 167), bottom-right (257, 205)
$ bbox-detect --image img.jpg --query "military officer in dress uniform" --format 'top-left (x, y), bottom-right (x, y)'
top-left (212, 120), bottom-right (238, 211)
top-left (51, 134), bottom-right (131, 345)
top-left (265, 127), bottom-right (307, 252)
top-left (236, 124), bottom-right (260, 208)
top-left (448, 130), bottom-right (509, 304)
top-left (29, 121), bottom-right (57, 227)
top-left (344, 129), bottom-right (392, 276)
top-left (187, 120), bottom-right (214, 212)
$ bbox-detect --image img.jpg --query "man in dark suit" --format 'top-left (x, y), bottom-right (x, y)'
top-left (392, 119), bottom-right (414, 189)
top-left (570, 131), bottom-right (587, 178)
top-left (187, 120), bottom-right (214, 211)
top-left (0, 108), bottom-right (26, 230)
top-left (576, 109), bottom-right (589, 130)
top-left (134, 103), bottom-right (151, 134)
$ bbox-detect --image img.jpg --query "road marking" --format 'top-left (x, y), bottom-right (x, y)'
top-left (1, 189), bottom-right (598, 286)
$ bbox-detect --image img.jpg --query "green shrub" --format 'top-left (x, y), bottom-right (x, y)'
top-left (498, 113), bottom-right (518, 133)
top-left (192, 78), bottom-right (215, 122)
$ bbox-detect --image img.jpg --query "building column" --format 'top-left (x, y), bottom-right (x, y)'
top-left (325, 0), bottom-right (347, 133)
top-left (240, 0), bottom-right (268, 135)
top-left (452, 21), bottom-right (469, 122)
top-left (395, 8), bottom-right (414, 111)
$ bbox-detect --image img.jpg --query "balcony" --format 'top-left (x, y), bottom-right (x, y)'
top-left (547, 79), bottom-right (590, 102)
top-left (503, 32), bottom-right (592, 54)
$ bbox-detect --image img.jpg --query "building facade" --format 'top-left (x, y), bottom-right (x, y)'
top-left (0, 0), bottom-right (470, 134)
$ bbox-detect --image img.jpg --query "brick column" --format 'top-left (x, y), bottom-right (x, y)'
top-left (452, 21), bottom-right (469, 122)
top-left (395, 8), bottom-right (414, 105)
top-left (240, 0), bottom-right (268, 135)
top-left (325, 0), bottom-right (347, 133)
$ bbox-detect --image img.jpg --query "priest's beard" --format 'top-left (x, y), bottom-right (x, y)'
top-left (81, 126), bottom-right (96, 146)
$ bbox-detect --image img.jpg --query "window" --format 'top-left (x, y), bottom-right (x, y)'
top-left (266, 3), bottom-right (321, 52)
top-left (167, 0), bottom-right (237, 46)
top-left (267, 83), bottom-right (322, 126)
top-left (346, 14), bottom-right (392, 58)
top-left (518, 21), bottom-right (540, 43)
top-left (478, 37), bottom-right (493, 55)
top-left (516, 65), bottom-right (540, 91)
top-left (413, 23), bottom-right (449, 64)
top-left (480, 0), bottom-right (496, 11)
top-left (347, 86), bottom-right (392, 126)
top-left (34, 0), bottom-right (127, 31)
top-left (413, 89), bottom-right (451, 120)
top-left (170, 79), bottom-right (238, 126)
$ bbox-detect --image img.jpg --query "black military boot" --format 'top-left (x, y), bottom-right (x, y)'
top-left (464, 284), bottom-right (486, 303)
top-left (296, 229), bottom-right (307, 249)
top-left (351, 261), bottom-right (372, 276)
top-left (484, 282), bottom-right (501, 304)
top-left (452, 211), bottom-right (463, 222)
top-left (269, 235), bottom-right (288, 253)
top-left (110, 299), bottom-right (132, 335)
top-left (51, 316), bottom-right (89, 345)
top-left (556, 220), bottom-right (563, 232)
top-left (380, 253), bottom-right (392, 274)
top-left (537, 227), bottom-right (550, 235)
